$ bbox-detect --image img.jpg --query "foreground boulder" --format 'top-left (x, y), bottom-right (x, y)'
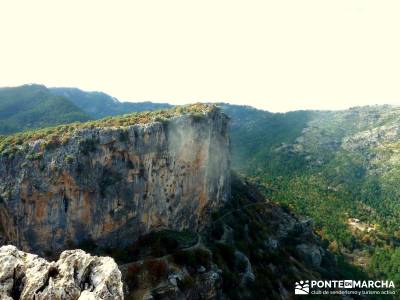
top-left (0, 245), bottom-right (123, 300)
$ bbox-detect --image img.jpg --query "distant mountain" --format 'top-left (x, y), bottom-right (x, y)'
top-left (0, 84), bottom-right (173, 135)
top-left (0, 84), bottom-right (90, 134)
top-left (219, 103), bottom-right (315, 171)
top-left (50, 87), bottom-right (172, 118)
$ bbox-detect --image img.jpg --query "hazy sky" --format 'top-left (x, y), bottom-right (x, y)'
top-left (1, 1), bottom-right (400, 112)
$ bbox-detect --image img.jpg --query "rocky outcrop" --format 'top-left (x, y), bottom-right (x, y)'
top-left (113, 175), bottom-right (342, 300)
top-left (296, 243), bottom-right (323, 268)
top-left (0, 245), bottom-right (123, 300)
top-left (0, 105), bottom-right (230, 253)
top-left (130, 266), bottom-right (222, 300)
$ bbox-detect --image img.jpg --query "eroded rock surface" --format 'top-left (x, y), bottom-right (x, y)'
top-left (0, 245), bottom-right (123, 300)
top-left (0, 105), bottom-right (230, 253)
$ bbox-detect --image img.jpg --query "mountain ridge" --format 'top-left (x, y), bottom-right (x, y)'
top-left (1, 83), bottom-right (400, 297)
top-left (0, 84), bottom-right (91, 134)
top-left (50, 87), bottom-right (172, 118)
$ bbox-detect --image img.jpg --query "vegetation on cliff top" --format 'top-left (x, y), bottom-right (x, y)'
top-left (0, 103), bottom-right (216, 156)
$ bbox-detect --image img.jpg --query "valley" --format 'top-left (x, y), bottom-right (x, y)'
top-left (226, 104), bottom-right (400, 286)
top-left (0, 84), bottom-right (399, 298)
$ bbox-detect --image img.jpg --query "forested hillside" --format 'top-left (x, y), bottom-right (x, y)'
top-left (0, 84), bottom-right (90, 134)
top-left (50, 87), bottom-right (172, 118)
top-left (2, 84), bottom-right (400, 286)
top-left (0, 103), bottom-right (350, 299)
top-left (0, 84), bottom-right (172, 135)
top-left (226, 104), bottom-right (400, 283)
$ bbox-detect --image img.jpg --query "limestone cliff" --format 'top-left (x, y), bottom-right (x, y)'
top-left (0, 245), bottom-right (123, 300)
top-left (0, 104), bottom-right (230, 253)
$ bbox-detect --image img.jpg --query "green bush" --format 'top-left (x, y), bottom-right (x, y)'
top-left (64, 155), bottom-right (74, 164)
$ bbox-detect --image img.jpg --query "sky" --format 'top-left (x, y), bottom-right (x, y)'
top-left (0, 1), bottom-right (400, 112)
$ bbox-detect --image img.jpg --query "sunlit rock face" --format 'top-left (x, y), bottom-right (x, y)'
top-left (0, 105), bottom-right (230, 253)
top-left (0, 245), bottom-right (123, 300)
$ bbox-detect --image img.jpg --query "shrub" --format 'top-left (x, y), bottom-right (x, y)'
top-left (193, 248), bottom-right (212, 269)
top-left (221, 270), bottom-right (241, 293)
top-left (144, 259), bottom-right (168, 284)
top-left (237, 257), bottom-right (248, 273)
top-left (172, 248), bottom-right (211, 270)
top-left (64, 155), bottom-right (74, 164)
top-left (177, 275), bottom-right (195, 290)
top-left (128, 230), bottom-right (197, 260)
top-left (211, 222), bottom-right (224, 240)
top-left (214, 243), bottom-right (236, 268)
top-left (172, 250), bottom-right (196, 268)
top-left (26, 153), bottom-right (42, 161)
top-left (126, 263), bottom-right (141, 289)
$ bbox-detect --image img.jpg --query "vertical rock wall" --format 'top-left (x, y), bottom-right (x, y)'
top-left (0, 106), bottom-right (230, 253)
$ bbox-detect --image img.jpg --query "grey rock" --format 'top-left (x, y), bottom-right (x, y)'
top-left (197, 266), bottom-right (206, 273)
top-left (220, 225), bottom-right (234, 245)
top-left (235, 251), bottom-right (255, 285)
top-left (265, 237), bottom-right (279, 250)
top-left (296, 243), bottom-right (323, 267)
top-left (0, 245), bottom-right (123, 300)
top-left (151, 283), bottom-right (183, 300)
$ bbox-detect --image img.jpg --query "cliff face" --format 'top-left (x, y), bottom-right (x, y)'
top-left (116, 175), bottom-right (341, 300)
top-left (0, 105), bottom-right (230, 253)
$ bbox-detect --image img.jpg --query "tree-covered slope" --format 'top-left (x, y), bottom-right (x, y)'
top-left (61, 174), bottom-right (352, 299)
top-left (0, 84), bottom-right (172, 135)
top-left (2, 84), bottom-right (400, 285)
top-left (0, 84), bottom-right (91, 134)
top-left (220, 103), bottom-right (315, 171)
top-left (0, 101), bottom-right (354, 298)
top-left (227, 104), bottom-right (400, 284)
top-left (50, 87), bottom-right (172, 118)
